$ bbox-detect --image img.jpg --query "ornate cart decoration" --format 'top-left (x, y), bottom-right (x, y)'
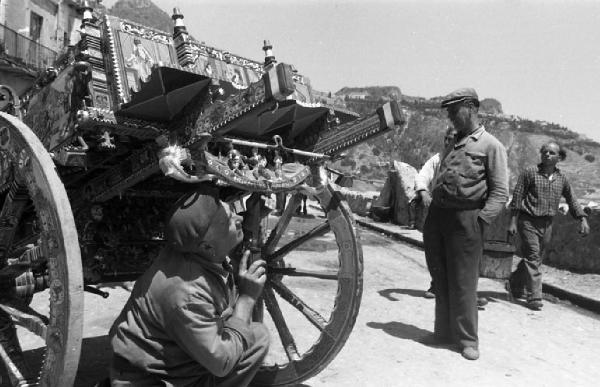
top-left (0, 2), bottom-right (405, 386)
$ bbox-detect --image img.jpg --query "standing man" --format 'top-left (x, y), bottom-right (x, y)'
top-left (506, 142), bottom-right (589, 310)
top-left (422, 88), bottom-right (508, 360)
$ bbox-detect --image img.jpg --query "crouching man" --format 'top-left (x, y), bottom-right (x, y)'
top-left (109, 185), bottom-right (269, 387)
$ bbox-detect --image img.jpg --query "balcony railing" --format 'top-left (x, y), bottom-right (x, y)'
top-left (0, 23), bottom-right (58, 72)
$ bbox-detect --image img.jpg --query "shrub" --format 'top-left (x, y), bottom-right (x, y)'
top-left (584, 154), bottom-right (595, 162)
top-left (340, 159), bottom-right (355, 169)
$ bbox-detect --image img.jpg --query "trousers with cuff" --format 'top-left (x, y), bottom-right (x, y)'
top-left (423, 204), bottom-right (482, 349)
top-left (509, 212), bottom-right (553, 301)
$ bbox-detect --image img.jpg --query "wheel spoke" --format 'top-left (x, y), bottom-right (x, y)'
top-left (263, 193), bottom-right (302, 254)
top-left (269, 279), bottom-right (331, 336)
top-left (0, 308), bottom-right (31, 386)
top-left (0, 182), bottom-right (29, 261)
top-left (263, 287), bottom-right (300, 362)
top-left (0, 342), bottom-right (28, 386)
top-left (0, 303), bottom-right (48, 338)
top-left (268, 266), bottom-right (338, 280)
top-left (265, 221), bottom-right (330, 263)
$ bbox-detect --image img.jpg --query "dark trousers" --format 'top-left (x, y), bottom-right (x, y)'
top-left (423, 205), bottom-right (482, 349)
top-left (110, 323), bottom-right (270, 387)
top-left (509, 212), bottom-right (553, 301)
top-left (214, 322), bottom-right (270, 387)
top-left (408, 197), bottom-right (419, 225)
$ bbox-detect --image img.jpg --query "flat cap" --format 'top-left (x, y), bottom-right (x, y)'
top-left (440, 87), bottom-right (479, 108)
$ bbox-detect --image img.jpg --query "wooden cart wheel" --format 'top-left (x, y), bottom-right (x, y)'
top-left (0, 113), bottom-right (83, 386)
top-left (253, 184), bottom-right (363, 386)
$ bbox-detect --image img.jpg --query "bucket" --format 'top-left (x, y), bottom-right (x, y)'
top-left (480, 240), bottom-right (515, 279)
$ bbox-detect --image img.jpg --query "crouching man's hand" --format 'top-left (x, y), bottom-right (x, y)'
top-left (238, 250), bottom-right (267, 300)
top-left (234, 250), bottom-right (267, 324)
top-left (507, 215), bottom-right (518, 236)
top-left (579, 217), bottom-right (590, 237)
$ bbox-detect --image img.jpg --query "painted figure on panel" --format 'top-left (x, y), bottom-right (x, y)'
top-left (126, 37), bottom-right (154, 82)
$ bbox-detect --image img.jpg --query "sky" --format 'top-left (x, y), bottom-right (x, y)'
top-left (104, 0), bottom-right (600, 142)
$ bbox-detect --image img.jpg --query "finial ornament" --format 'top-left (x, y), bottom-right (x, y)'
top-left (262, 40), bottom-right (276, 67)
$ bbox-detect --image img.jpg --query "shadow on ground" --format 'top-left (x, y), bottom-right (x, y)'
top-left (366, 321), bottom-right (455, 352)
top-left (379, 288), bottom-right (511, 303)
top-left (378, 288), bottom-right (427, 300)
top-left (75, 335), bottom-right (111, 387)
top-left (366, 321), bottom-right (430, 340)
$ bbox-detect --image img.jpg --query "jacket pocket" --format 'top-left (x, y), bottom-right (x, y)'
top-left (461, 151), bottom-right (487, 179)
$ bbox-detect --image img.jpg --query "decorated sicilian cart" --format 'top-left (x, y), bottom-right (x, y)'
top-left (0, 3), bottom-right (404, 386)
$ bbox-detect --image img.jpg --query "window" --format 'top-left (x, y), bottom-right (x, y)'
top-left (30, 12), bottom-right (43, 41)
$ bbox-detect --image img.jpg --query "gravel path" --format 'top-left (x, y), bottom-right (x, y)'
top-left (17, 213), bottom-right (598, 387)
top-left (306, 229), bottom-right (600, 387)
top-left (68, 222), bottom-right (600, 387)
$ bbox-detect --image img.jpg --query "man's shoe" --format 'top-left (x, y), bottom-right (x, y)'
top-left (505, 280), bottom-right (524, 299)
top-left (418, 333), bottom-right (451, 346)
top-left (527, 299), bottom-right (543, 311)
top-left (424, 287), bottom-right (435, 299)
top-left (461, 347), bottom-right (479, 360)
top-left (477, 297), bottom-right (488, 307)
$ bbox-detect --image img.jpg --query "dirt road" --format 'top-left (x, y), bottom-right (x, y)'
top-left (304, 227), bottom-right (600, 387)
top-left (62, 224), bottom-right (600, 387)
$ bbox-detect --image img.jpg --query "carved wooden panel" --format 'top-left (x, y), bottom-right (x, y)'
top-left (105, 16), bottom-right (178, 104)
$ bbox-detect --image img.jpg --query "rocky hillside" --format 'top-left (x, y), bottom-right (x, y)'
top-left (108, 0), bottom-right (173, 32)
top-left (332, 88), bottom-right (600, 202)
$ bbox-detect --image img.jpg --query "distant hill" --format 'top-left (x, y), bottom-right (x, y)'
top-left (108, 0), bottom-right (173, 32)
top-left (336, 86), bottom-right (401, 102)
top-left (331, 87), bottom-right (600, 201)
top-left (480, 98), bottom-right (503, 115)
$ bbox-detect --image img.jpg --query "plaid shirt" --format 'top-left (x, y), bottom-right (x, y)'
top-left (509, 164), bottom-right (586, 219)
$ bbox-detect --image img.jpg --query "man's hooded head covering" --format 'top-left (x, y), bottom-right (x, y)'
top-left (166, 185), bottom-right (223, 253)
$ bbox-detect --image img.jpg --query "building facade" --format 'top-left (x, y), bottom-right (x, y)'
top-left (0, 0), bottom-right (82, 54)
top-left (0, 0), bottom-right (87, 100)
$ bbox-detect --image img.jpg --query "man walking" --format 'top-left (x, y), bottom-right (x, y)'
top-left (422, 88), bottom-right (508, 360)
top-left (506, 142), bottom-right (590, 310)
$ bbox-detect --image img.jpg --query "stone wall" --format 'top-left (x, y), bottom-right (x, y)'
top-left (337, 187), bottom-right (378, 217)
top-left (543, 210), bottom-right (600, 273)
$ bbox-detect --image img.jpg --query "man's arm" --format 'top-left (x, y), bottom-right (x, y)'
top-left (170, 251), bottom-right (266, 378)
top-left (479, 140), bottom-right (509, 224)
top-left (414, 153), bottom-right (439, 207)
top-left (170, 295), bottom-right (249, 377)
top-left (415, 153), bottom-right (439, 193)
top-left (562, 177), bottom-right (590, 236)
top-left (562, 177), bottom-right (586, 220)
top-left (507, 170), bottom-right (527, 235)
top-left (508, 170), bottom-right (526, 213)
top-left (507, 212), bottom-right (518, 236)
